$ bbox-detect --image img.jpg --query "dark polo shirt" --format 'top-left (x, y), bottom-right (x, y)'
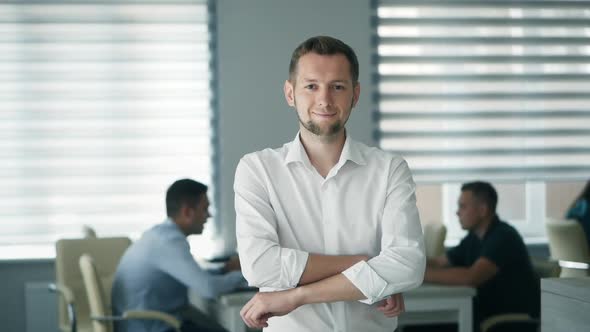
top-left (447, 216), bottom-right (540, 323)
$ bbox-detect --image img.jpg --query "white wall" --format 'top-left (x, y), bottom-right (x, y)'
top-left (215, 0), bottom-right (375, 252)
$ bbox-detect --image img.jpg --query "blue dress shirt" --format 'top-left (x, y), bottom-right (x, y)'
top-left (112, 218), bottom-right (246, 332)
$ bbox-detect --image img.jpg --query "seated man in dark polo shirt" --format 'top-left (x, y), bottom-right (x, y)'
top-left (425, 181), bottom-right (539, 332)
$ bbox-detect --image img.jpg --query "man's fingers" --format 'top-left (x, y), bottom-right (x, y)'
top-left (248, 304), bottom-right (267, 328)
top-left (377, 294), bottom-right (406, 318)
top-left (384, 297), bottom-right (396, 311)
top-left (375, 299), bottom-right (386, 311)
top-left (376, 298), bottom-right (394, 312)
top-left (241, 296), bottom-right (268, 328)
top-left (241, 297), bottom-right (273, 329)
top-left (240, 299), bottom-right (255, 327)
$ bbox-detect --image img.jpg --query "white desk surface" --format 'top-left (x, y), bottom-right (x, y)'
top-left (190, 283), bottom-right (475, 332)
top-left (401, 284), bottom-right (475, 332)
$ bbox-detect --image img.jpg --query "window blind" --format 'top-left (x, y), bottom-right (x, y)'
top-left (0, 0), bottom-right (214, 256)
top-left (374, 0), bottom-right (590, 182)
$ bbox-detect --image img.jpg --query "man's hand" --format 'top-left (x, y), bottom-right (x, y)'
top-left (240, 290), bottom-right (301, 328)
top-left (223, 255), bottom-right (241, 272)
top-left (376, 293), bottom-right (405, 318)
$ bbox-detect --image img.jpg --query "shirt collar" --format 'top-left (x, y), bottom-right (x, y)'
top-left (163, 217), bottom-right (186, 236)
top-left (285, 132), bottom-right (310, 166)
top-left (284, 131), bottom-right (367, 167)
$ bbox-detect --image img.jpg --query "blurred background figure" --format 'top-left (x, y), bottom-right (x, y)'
top-left (566, 180), bottom-right (590, 249)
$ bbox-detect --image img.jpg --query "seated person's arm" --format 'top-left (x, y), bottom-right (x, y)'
top-left (221, 256), bottom-right (241, 273)
top-left (427, 254), bottom-right (450, 268)
top-left (425, 256), bottom-right (498, 287)
top-left (156, 239), bottom-right (246, 299)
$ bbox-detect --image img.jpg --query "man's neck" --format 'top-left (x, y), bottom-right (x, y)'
top-left (171, 217), bottom-right (190, 237)
top-left (474, 215), bottom-right (495, 239)
top-left (299, 128), bottom-right (346, 178)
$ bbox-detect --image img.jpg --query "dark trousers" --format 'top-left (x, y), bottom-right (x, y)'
top-left (177, 320), bottom-right (228, 332)
top-left (401, 324), bottom-right (457, 332)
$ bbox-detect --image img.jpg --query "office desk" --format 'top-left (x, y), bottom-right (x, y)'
top-left (400, 284), bottom-right (475, 332)
top-left (190, 284), bottom-right (475, 332)
top-left (541, 278), bottom-right (590, 332)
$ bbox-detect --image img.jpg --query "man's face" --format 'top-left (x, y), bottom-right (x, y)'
top-left (185, 194), bottom-right (210, 235)
top-left (456, 190), bottom-right (485, 231)
top-left (284, 52), bottom-right (360, 138)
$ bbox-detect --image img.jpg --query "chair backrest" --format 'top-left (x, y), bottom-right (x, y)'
top-left (79, 254), bottom-right (111, 332)
top-left (545, 218), bottom-right (590, 277)
top-left (423, 223), bottom-right (447, 258)
top-left (55, 237), bottom-right (131, 332)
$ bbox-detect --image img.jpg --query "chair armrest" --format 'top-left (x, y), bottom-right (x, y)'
top-left (49, 282), bottom-right (75, 305)
top-left (49, 283), bottom-right (78, 332)
top-left (480, 313), bottom-right (539, 332)
top-left (124, 310), bottom-right (182, 330)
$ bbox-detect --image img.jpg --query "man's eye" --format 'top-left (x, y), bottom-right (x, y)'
top-left (305, 84), bottom-right (316, 90)
top-left (333, 85), bottom-right (345, 90)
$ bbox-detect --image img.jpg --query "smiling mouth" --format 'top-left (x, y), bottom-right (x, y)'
top-left (313, 112), bottom-right (336, 117)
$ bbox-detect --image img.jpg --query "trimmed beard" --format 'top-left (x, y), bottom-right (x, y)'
top-left (293, 96), bottom-right (347, 137)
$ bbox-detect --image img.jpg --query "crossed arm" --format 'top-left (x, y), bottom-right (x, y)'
top-left (240, 254), bottom-right (406, 328)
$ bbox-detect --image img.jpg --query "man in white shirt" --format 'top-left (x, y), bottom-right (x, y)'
top-left (234, 36), bottom-right (425, 331)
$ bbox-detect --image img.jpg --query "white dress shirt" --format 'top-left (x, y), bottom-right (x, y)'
top-left (234, 134), bottom-right (425, 332)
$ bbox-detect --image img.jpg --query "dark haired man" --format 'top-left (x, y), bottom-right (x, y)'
top-left (234, 36), bottom-right (426, 331)
top-left (425, 181), bottom-right (540, 331)
top-left (112, 179), bottom-right (246, 332)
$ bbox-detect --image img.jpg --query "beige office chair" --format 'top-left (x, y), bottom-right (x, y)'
top-left (480, 313), bottom-right (539, 332)
top-left (79, 254), bottom-right (181, 332)
top-left (52, 236), bottom-right (132, 332)
top-left (546, 218), bottom-right (590, 277)
top-left (423, 223), bottom-right (447, 258)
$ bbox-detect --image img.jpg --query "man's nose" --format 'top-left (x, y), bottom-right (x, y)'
top-left (317, 87), bottom-right (332, 108)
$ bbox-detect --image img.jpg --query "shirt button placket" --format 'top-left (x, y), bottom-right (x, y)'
top-left (322, 179), bottom-right (338, 255)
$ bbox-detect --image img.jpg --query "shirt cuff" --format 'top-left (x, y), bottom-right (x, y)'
top-left (341, 260), bottom-right (388, 305)
top-left (281, 248), bottom-right (309, 288)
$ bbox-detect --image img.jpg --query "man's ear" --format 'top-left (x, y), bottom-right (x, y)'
top-left (178, 204), bottom-right (191, 222)
top-left (477, 203), bottom-right (489, 218)
top-left (284, 80), bottom-right (295, 107)
top-left (351, 82), bottom-right (361, 108)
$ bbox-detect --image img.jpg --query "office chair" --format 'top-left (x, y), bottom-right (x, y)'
top-left (423, 223), bottom-right (447, 258)
top-left (480, 313), bottom-right (539, 332)
top-left (546, 218), bottom-right (590, 277)
top-left (79, 254), bottom-right (181, 332)
top-left (51, 236), bottom-right (132, 332)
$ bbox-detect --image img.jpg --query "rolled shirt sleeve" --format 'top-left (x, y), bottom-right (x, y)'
top-left (342, 160), bottom-right (426, 304)
top-left (235, 156), bottom-right (309, 289)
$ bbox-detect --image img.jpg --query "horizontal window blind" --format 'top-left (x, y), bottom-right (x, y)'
top-left (374, 0), bottom-right (590, 182)
top-left (0, 0), bottom-right (213, 255)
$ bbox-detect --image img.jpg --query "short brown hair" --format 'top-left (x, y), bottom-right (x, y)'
top-left (288, 36), bottom-right (359, 85)
top-left (461, 181), bottom-right (498, 214)
top-left (166, 179), bottom-right (207, 218)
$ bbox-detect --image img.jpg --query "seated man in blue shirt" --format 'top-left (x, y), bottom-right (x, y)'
top-left (424, 181), bottom-right (539, 332)
top-left (112, 179), bottom-right (247, 332)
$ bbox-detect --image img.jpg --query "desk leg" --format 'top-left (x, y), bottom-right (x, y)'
top-left (457, 298), bottom-right (473, 332)
top-left (224, 306), bottom-right (246, 332)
